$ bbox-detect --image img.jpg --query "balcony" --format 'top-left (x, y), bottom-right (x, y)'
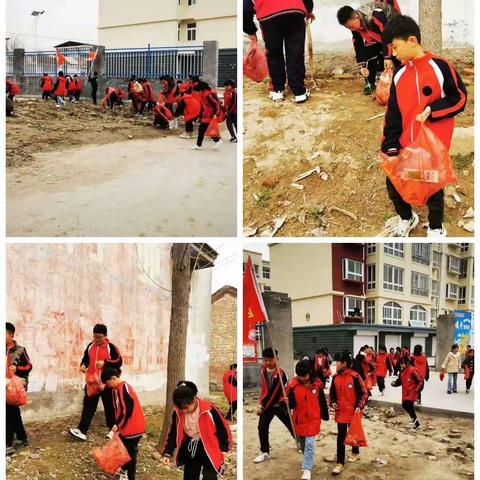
top-left (344, 315), bottom-right (365, 323)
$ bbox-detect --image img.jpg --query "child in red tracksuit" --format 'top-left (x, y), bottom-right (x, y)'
top-left (330, 352), bottom-right (368, 476)
top-left (223, 364), bottom-right (237, 422)
top-left (375, 345), bottom-right (393, 396)
top-left (101, 368), bottom-right (145, 480)
top-left (381, 15), bottom-right (467, 238)
top-left (287, 360), bottom-right (329, 480)
top-left (162, 381), bottom-right (232, 480)
top-left (223, 79), bottom-right (237, 143)
top-left (411, 344), bottom-right (429, 405)
top-left (391, 355), bottom-right (423, 431)
top-left (175, 91), bottom-right (202, 139)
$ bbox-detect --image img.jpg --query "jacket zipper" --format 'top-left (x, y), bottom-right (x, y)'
top-left (411, 62), bottom-right (422, 143)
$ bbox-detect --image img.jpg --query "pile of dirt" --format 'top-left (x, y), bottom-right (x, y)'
top-left (243, 49), bottom-right (474, 237)
top-left (243, 399), bottom-right (474, 480)
top-left (6, 98), bottom-right (176, 167)
top-left (7, 396), bottom-right (237, 480)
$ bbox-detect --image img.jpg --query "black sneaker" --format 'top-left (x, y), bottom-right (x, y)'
top-left (447, 391), bottom-right (452, 394)
top-left (453, 390), bottom-right (458, 393)
top-left (412, 419), bottom-right (420, 431)
top-left (15, 439), bottom-right (28, 450)
top-left (6, 445), bottom-right (15, 456)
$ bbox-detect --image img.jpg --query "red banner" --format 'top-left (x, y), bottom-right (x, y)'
top-left (56, 49), bottom-right (65, 67)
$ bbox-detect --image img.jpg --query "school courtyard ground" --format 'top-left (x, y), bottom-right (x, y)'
top-left (243, 49), bottom-right (474, 238)
top-left (6, 97), bottom-right (236, 237)
top-left (6, 395), bottom-right (237, 480)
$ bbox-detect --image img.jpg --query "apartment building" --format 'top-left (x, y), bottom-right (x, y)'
top-left (98, 0), bottom-right (236, 48)
top-left (243, 249), bottom-right (271, 292)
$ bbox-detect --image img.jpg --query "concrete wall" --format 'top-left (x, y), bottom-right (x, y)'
top-left (291, 296), bottom-right (333, 328)
top-left (435, 314), bottom-right (455, 371)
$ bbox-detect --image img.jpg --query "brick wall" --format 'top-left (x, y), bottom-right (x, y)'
top-left (209, 286), bottom-right (237, 391)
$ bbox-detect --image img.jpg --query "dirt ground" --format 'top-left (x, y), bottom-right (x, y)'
top-left (243, 49), bottom-right (474, 237)
top-left (6, 395), bottom-right (237, 480)
top-left (243, 396), bottom-right (474, 480)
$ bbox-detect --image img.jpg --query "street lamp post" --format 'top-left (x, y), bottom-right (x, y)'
top-left (31, 10), bottom-right (45, 51)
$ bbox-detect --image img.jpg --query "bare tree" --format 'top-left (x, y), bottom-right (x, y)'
top-left (419, 0), bottom-right (442, 53)
top-left (158, 243), bottom-right (192, 449)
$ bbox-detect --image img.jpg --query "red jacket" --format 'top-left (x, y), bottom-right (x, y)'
top-left (113, 382), bottom-right (145, 438)
top-left (388, 352), bottom-right (397, 367)
top-left (163, 398), bottom-right (232, 473)
top-left (180, 94), bottom-right (201, 122)
top-left (411, 354), bottom-right (429, 381)
top-left (53, 76), bottom-right (67, 96)
top-left (254, 0), bottom-right (308, 22)
top-left (330, 368), bottom-right (368, 424)
top-left (393, 365), bottom-right (423, 401)
top-left (74, 78), bottom-right (83, 92)
top-left (223, 371), bottom-right (237, 402)
top-left (6, 79), bottom-right (20, 96)
top-left (154, 103), bottom-right (174, 121)
top-left (200, 89), bottom-right (221, 122)
top-left (362, 354), bottom-right (377, 385)
top-left (288, 378), bottom-right (328, 436)
top-left (41, 75), bottom-right (52, 91)
top-left (143, 81), bottom-right (155, 103)
top-left (375, 352), bottom-right (393, 377)
top-left (259, 365), bottom-right (288, 410)
top-left (382, 52), bottom-right (467, 154)
top-left (67, 78), bottom-right (76, 92)
top-left (223, 88), bottom-right (237, 114)
top-left (80, 339), bottom-right (123, 375)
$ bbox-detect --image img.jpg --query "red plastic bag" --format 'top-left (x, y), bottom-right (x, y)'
top-left (217, 108), bottom-right (226, 123)
top-left (243, 40), bottom-right (269, 83)
top-left (344, 412), bottom-right (368, 447)
top-left (93, 432), bottom-right (131, 474)
top-left (379, 124), bottom-right (457, 207)
top-left (439, 368), bottom-right (445, 381)
top-left (464, 366), bottom-right (470, 380)
top-left (6, 368), bottom-right (27, 407)
top-left (206, 118), bottom-right (220, 138)
top-left (375, 68), bottom-right (393, 106)
top-left (85, 370), bottom-right (104, 397)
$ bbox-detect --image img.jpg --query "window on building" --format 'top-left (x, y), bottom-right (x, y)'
top-left (383, 264), bottom-right (404, 292)
top-left (366, 300), bottom-right (375, 324)
top-left (412, 243), bottom-right (431, 265)
top-left (410, 305), bottom-right (427, 326)
top-left (264, 285), bottom-right (271, 292)
top-left (366, 244), bottom-right (376, 254)
top-left (343, 296), bottom-right (363, 318)
top-left (472, 286), bottom-right (475, 306)
top-left (446, 283), bottom-right (459, 299)
top-left (187, 22), bottom-right (197, 41)
top-left (242, 262), bottom-right (246, 273)
top-left (458, 286), bottom-right (466, 305)
top-left (460, 243), bottom-right (470, 253)
top-left (253, 264), bottom-right (259, 278)
top-left (431, 280), bottom-right (439, 297)
top-left (263, 265), bottom-right (270, 279)
top-left (411, 271), bottom-right (429, 296)
top-left (383, 301), bottom-right (402, 325)
top-left (460, 258), bottom-right (468, 278)
top-left (188, 0), bottom-right (197, 5)
top-left (367, 264), bottom-right (376, 290)
top-left (430, 309), bottom-right (438, 324)
top-left (342, 258), bottom-right (363, 282)
top-left (178, 23), bottom-right (181, 41)
top-left (447, 255), bottom-right (461, 274)
top-left (433, 250), bottom-right (442, 268)
top-left (384, 243), bottom-right (404, 258)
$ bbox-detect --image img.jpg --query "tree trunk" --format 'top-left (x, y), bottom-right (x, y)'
top-left (158, 243), bottom-right (192, 450)
top-left (419, 0), bottom-right (442, 53)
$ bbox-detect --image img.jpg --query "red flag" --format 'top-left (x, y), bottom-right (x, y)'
top-left (243, 257), bottom-right (267, 360)
top-left (56, 49), bottom-right (65, 66)
top-left (87, 49), bottom-right (98, 61)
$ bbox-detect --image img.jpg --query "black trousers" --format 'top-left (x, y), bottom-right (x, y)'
top-left (466, 372), bottom-right (474, 391)
top-left (6, 404), bottom-right (28, 446)
top-left (197, 121), bottom-right (220, 146)
top-left (386, 177), bottom-right (444, 229)
top-left (394, 364), bottom-right (401, 376)
top-left (181, 439), bottom-right (218, 480)
top-left (74, 91), bottom-right (81, 101)
top-left (226, 113), bottom-right (237, 139)
top-left (261, 13), bottom-right (306, 96)
top-left (377, 376), bottom-right (385, 392)
top-left (120, 435), bottom-right (140, 480)
top-left (186, 115), bottom-right (200, 133)
top-left (77, 387), bottom-right (115, 434)
top-left (154, 116), bottom-right (169, 129)
top-left (92, 87), bottom-right (97, 105)
top-left (337, 423), bottom-right (359, 465)
top-left (402, 400), bottom-right (417, 420)
top-left (8, 94), bottom-right (15, 101)
top-left (226, 401), bottom-right (237, 421)
top-left (258, 405), bottom-right (294, 454)
top-left (42, 90), bottom-right (51, 100)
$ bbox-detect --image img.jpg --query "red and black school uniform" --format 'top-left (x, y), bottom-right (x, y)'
top-left (73, 77), bottom-right (83, 101)
top-left (392, 364), bottom-right (423, 426)
top-left (382, 52), bottom-right (467, 229)
top-left (329, 368), bottom-right (368, 466)
top-left (243, 0), bottom-right (314, 96)
top-left (40, 74), bottom-right (52, 100)
top-left (388, 351), bottom-right (398, 375)
top-left (350, 1), bottom-right (400, 86)
top-left (462, 354), bottom-right (474, 392)
top-left (6, 79), bottom-right (20, 100)
top-left (196, 88), bottom-right (222, 147)
top-left (257, 365), bottom-right (294, 454)
top-left (223, 370), bottom-right (238, 421)
top-left (375, 352), bottom-right (393, 392)
top-left (163, 398), bottom-right (232, 480)
top-left (52, 74), bottom-right (67, 103)
top-left (66, 76), bottom-right (76, 101)
top-left (112, 382), bottom-right (146, 480)
top-left (6, 340), bottom-right (32, 448)
top-left (175, 94), bottom-right (202, 133)
top-left (142, 80), bottom-right (156, 111)
top-left (104, 87), bottom-right (124, 109)
top-left (76, 340), bottom-right (123, 434)
top-left (162, 77), bottom-right (177, 113)
top-left (223, 87), bottom-right (237, 141)
top-left (130, 82), bottom-right (146, 114)
top-left (411, 353), bottom-right (429, 403)
top-left (153, 102), bottom-right (174, 129)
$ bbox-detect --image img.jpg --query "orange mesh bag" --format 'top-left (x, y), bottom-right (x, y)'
top-left (379, 124), bottom-right (457, 207)
top-left (85, 370), bottom-right (104, 397)
top-left (439, 368), bottom-right (445, 381)
top-left (6, 368), bottom-right (27, 407)
top-left (375, 68), bottom-right (393, 106)
top-left (206, 118), bottom-right (220, 138)
top-left (93, 432), bottom-right (131, 474)
top-left (344, 412), bottom-right (368, 447)
top-left (243, 40), bottom-right (269, 83)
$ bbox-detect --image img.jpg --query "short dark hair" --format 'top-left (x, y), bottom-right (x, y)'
top-left (223, 79), bottom-right (236, 88)
top-left (295, 360), bottom-right (311, 377)
top-left (339, 351), bottom-right (352, 367)
top-left (379, 345), bottom-right (387, 352)
top-left (399, 355), bottom-right (410, 366)
top-left (337, 6), bottom-right (355, 25)
top-left (230, 363), bottom-right (237, 370)
top-left (173, 382), bottom-right (197, 408)
top-left (196, 81), bottom-right (211, 91)
top-left (93, 324), bottom-right (107, 335)
top-left (58, 71), bottom-right (64, 76)
top-left (176, 380), bottom-right (198, 396)
top-left (413, 344), bottom-right (423, 355)
top-left (262, 347), bottom-right (278, 359)
top-left (101, 367), bottom-right (120, 384)
top-left (6, 322), bottom-right (15, 334)
top-left (383, 15), bottom-right (421, 45)
top-left (452, 344), bottom-right (459, 350)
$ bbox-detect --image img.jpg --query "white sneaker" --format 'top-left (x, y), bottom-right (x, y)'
top-left (190, 145), bottom-right (202, 150)
top-left (214, 140), bottom-right (223, 150)
top-left (269, 91), bottom-right (284, 102)
top-left (427, 225), bottom-right (447, 237)
top-left (301, 470), bottom-right (311, 480)
top-left (69, 428), bottom-right (87, 441)
top-left (392, 212), bottom-right (419, 237)
top-left (253, 452), bottom-right (270, 463)
top-left (107, 429), bottom-right (114, 439)
top-left (118, 470), bottom-right (128, 480)
top-left (295, 90), bottom-right (311, 103)
top-left (180, 132), bottom-right (193, 139)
